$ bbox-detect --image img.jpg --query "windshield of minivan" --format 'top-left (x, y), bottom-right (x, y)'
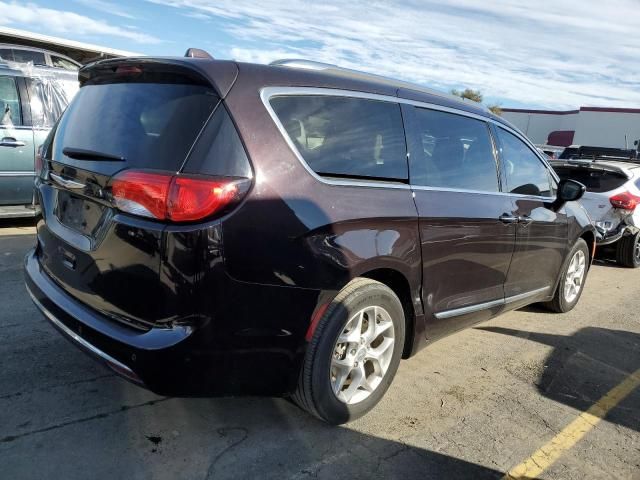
top-left (52, 81), bottom-right (219, 172)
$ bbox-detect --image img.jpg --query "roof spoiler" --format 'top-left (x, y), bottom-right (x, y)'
top-left (184, 48), bottom-right (213, 60)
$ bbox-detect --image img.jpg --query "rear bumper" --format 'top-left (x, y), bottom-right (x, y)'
top-left (27, 287), bottom-right (143, 385)
top-left (597, 223), bottom-right (639, 246)
top-left (24, 248), bottom-right (197, 393)
top-left (24, 248), bottom-right (310, 396)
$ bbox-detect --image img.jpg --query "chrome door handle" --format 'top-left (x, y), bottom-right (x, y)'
top-left (50, 172), bottom-right (86, 190)
top-left (0, 137), bottom-right (25, 147)
top-left (499, 214), bottom-right (519, 224)
top-left (518, 215), bottom-right (534, 226)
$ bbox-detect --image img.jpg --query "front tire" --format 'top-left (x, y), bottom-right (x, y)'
top-left (292, 278), bottom-right (405, 424)
top-left (544, 238), bottom-right (589, 313)
top-left (615, 232), bottom-right (640, 268)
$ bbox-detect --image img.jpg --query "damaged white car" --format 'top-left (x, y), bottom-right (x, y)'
top-left (552, 153), bottom-right (640, 267)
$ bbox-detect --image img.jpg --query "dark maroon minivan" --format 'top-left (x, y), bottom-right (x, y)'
top-left (25, 54), bottom-right (595, 424)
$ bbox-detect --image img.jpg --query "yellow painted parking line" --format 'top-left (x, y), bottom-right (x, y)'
top-left (503, 367), bottom-right (640, 480)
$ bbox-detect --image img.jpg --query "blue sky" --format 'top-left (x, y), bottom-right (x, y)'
top-left (1, 0), bottom-right (638, 109)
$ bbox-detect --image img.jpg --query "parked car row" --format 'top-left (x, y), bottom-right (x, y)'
top-left (23, 52), bottom-right (596, 425)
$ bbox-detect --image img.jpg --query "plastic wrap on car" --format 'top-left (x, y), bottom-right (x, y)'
top-left (2, 61), bottom-right (79, 128)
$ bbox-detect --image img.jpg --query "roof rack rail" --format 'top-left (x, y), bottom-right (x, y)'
top-left (269, 58), bottom-right (489, 112)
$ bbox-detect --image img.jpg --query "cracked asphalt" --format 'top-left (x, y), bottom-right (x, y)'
top-left (1, 219), bottom-right (639, 479)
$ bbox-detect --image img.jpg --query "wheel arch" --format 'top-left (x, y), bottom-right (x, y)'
top-left (580, 228), bottom-right (596, 265)
top-left (359, 267), bottom-right (416, 359)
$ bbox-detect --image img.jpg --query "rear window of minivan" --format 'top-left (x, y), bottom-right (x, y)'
top-left (270, 95), bottom-right (408, 182)
top-left (553, 166), bottom-right (628, 193)
top-left (52, 77), bottom-right (219, 173)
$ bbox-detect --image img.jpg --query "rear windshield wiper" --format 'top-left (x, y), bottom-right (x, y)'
top-left (62, 147), bottom-right (125, 162)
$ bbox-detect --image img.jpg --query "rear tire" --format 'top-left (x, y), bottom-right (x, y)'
top-left (292, 278), bottom-right (405, 424)
top-left (543, 238), bottom-right (589, 313)
top-left (615, 232), bottom-right (640, 268)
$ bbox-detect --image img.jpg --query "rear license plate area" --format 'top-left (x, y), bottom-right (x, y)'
top-left (56, 190), bottom-right (106, 237)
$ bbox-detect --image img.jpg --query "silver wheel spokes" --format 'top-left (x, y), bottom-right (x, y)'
top-left (330, 305), bottom-right (395, 405)
top-left (564, 250), bottom-right (586, 303)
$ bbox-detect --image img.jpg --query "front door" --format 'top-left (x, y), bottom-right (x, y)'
top-left (0, 75), bottom-right (35, 206)
top-left (493, 126), bottom-right (568, 306)
top-left (404, 105), bottom-right (516, 339)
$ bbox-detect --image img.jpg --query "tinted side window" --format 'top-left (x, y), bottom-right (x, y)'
top-left (51, 56), bottom-right (78, 71)
top-left (497, 128), bottom-right (553, 197)
top-left (0, 49), bottom-right (14, 62)
top-left (0, 76), bottom-right (22, 126)
top-left (410, 107), bottom-right (498, 192)
top-left (12, 49), bottom-right (46, 66)
top-left (270, 95), bottom-right (407, 181)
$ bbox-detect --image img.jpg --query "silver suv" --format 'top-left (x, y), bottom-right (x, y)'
top-left (552, 157), bottom-right (640, 267)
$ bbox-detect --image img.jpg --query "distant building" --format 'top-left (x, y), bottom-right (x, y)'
top-left (502, 106), bottom-right (640, 149)
top-left (0, 26), bottom-right (140, 64)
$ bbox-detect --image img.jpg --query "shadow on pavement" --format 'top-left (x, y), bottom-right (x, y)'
top-left (476, 326), bottom-right (640, 433)
top-left (0, 365), bottom-right (505, 480)
top-left (0, 217), bottom-right (38, 229)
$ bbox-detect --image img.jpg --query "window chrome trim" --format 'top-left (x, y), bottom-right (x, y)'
top-left (260, 86), bottom-right (558, 194)
top-left (434, 286), bottom-right (550, 319)
top-left (0, 171), bottom-right (35, 176)
top-left (0, 125), bottom-right (32, 131)
top-left (410, 184), bottom-right (556, 201)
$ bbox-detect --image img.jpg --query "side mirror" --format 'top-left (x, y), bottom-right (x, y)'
top-left (557, 179), bottom-right (586, 203)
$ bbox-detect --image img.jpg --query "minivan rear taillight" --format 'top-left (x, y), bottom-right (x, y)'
top-left (111, 170), bottom-right (250, 222)
top-left (609, 192), bottom-right (640, 211)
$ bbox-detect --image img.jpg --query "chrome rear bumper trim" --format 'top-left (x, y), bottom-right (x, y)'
top-left (26, 286), bottom-right (137, 378)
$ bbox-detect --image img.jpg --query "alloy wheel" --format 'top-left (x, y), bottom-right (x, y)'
top-left (564, 250), bottom-right (586, 303)
top-left (330, 305), bottom-right (395, 405)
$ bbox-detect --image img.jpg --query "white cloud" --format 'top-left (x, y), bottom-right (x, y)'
top-left (0, 1), bottom-right (160, 44)
top-left (147, 0), bottom-right (640, 108)
top-left (73, 0), bottom-right (136, 20)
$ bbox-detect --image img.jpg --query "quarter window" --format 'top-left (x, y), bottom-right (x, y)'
top-left (51, 56), bottom-right (79, 71)
top-left (270, 95), bottom-right (408, 181)
top-left (496, 127), bottom-right (553, 197)
top-left (410, 107), bottom-right (499, 192)
top-left (0, 76), bottom-right (22, 126)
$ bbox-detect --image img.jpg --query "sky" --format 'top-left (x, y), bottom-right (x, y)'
top-left (1, 0), bottom-right (638, 109)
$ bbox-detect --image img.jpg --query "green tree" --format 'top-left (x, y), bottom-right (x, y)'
top-left (451, 88), bottom-right (483, 103)
top-left (487, 104), bottom-right (503, 116)
top-left (451, 88), bottom-right (502, 116)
